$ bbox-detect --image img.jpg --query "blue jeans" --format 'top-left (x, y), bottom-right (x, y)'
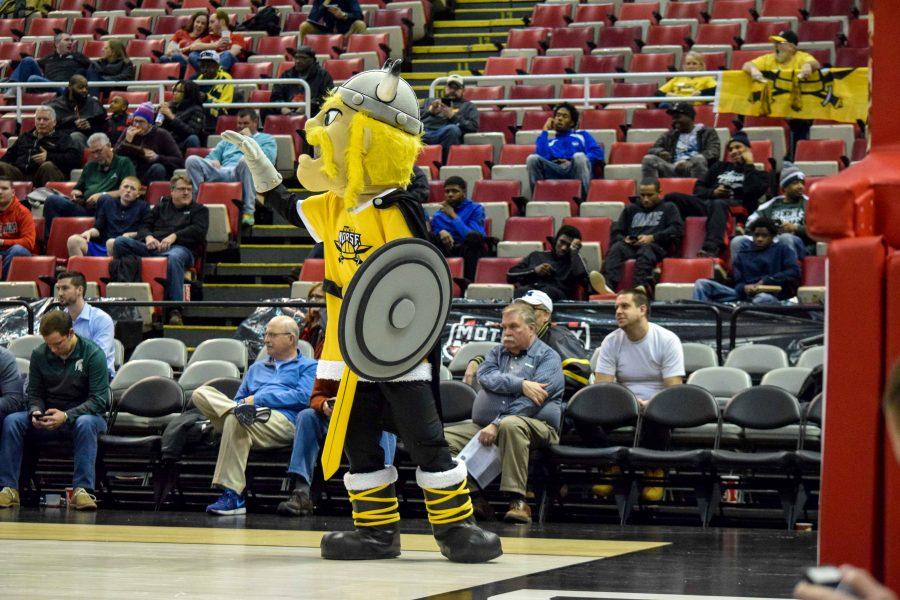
top-left (188, 50), bottom-right (236, 71)
top-left (287, 407), bottom-right (396, 485)
top-left (185, 155), bottom-right (255, 215)
top-left (43, 193), bottom-right (94, 234)
top-left (526, 152), bottom-right (593, 197)
top-left (112, 236), bottom-right (195, 301)
top-left (693, 278), bottom-right (780, 304)
top-left (422, 123), bottom-right (462, 163)
top-left (181, 134), bottom-right (201, 152)
top-left (7, 57), bottom-right (68, 94)
top-left (0, 411), bottom-right (107, 490)
top-left (0, 244), bottom-right (31, 278)
top-left (731, 234), bottom-right (807, 262)
top-left (143, 163), bottom-right (168, 184)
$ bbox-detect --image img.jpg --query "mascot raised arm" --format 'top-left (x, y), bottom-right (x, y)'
top-left (222, 61), bottom-right (502, 564)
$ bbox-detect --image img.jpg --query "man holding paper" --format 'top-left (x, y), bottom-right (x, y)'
top-left (443, 302), bottom-right (564, 525)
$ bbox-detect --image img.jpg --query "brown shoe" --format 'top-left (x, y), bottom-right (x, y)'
top-left (0, 487), bottom-right (19, 508)
top-left (503, 498), bottom-right (532, 524)
top-left (472, 494), bottom-right (495, 521)
top-left (72, 488), bottom-right (97, 511)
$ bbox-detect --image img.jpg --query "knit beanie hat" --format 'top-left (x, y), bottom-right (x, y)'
top-left (728, 131), bottom-right (752, 149)
top-left (780, 165), bottom-right (806, 188)
top-left (133, 102), bottom-right (156, 124)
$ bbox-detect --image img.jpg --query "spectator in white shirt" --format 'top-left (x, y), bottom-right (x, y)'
top-left (591, 288), bottom-right (685, 501)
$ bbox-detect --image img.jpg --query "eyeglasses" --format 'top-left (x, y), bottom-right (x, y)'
top-left (264, 332), bottom-right (293, 338)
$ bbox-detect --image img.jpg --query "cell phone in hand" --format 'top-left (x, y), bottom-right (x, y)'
top-left (31, 412), bottom-right (44, 420)
top-left (326, 399), bottom-right (336, 409)
top-left (802, 566), bottom-right (858, 597)
top-left (441, 97), bottom-right (452, 106)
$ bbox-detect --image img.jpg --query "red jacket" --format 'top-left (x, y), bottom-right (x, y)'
top-left (0, 198), bottom-right (36, 253)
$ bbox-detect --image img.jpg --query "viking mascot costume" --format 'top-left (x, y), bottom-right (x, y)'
top-left (221, 61), bottom-right (502, 563)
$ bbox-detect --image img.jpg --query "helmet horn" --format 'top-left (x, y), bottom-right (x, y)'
top-left (375, 59), bottom-right (403, 103)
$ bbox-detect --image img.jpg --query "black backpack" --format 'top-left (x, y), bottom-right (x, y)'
top-left (235, 6), bottom-right (280, 36)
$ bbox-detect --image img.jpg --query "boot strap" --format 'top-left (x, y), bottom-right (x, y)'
top-left (349, 483), bottom-right (400, 527)
top-left (423, 479), bottom-right (474, 525)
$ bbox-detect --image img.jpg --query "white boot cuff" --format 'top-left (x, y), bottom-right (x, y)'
top-left (415, 459), bottom-right (468, 490)
top-left (344, 466), bottom-right (399, 491)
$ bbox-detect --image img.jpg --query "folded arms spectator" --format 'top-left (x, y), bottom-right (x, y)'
top-left (0, 105), bottom-right (79, 187)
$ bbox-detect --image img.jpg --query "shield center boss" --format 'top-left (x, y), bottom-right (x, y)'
top-left (339, 238), bottom-right (453, 381)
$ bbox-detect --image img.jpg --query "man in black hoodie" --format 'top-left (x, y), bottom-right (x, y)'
top-left (5, 33), bottom-right (90, 89)
top-left (0, 105), bottom-right (79, 186)
top-left (601, 179), bottom-right (684, 293)
top-left (47, 75), bottom-right (107, 151)
top-left (268, 46), bottom-right (334, 118)
top-left (111, 174), bottom-right (209, 323)
top-left (507, 224), bottom-right (600, 302)
top-left (662, 132), bottom-right (768, 257)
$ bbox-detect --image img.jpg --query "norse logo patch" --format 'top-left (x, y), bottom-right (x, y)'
top-left (334, 225), bottom-right (373, 265)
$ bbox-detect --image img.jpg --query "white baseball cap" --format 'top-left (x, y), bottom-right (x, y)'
top-left (518, 289), bottom-right (553, 313)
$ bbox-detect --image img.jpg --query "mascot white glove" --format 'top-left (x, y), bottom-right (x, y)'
top-left (221, 130), bottom-right (283, 194)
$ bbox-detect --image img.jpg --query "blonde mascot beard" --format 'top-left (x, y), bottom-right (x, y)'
top-left (222, 62), bottom-right (502, 564)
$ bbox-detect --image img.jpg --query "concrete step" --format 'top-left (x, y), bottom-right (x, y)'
top-left (163, 324), bottom-right (238, 348)
top-left (412, 43), bottom-right (501, 60)
top-left (202, 283), bottom-right (292, 302)
top-left (214, 263), bottom-right (298, 278)
top-left (433, 31), bottom-right (508, 44)
top-left (410, 57), bottom-right (487, 73)
top-left (433, 18), bottom-right (524, 33)
top-left (454, 6), bottom-right (532, 16)
top-left (240, 243), bottom-right (313, 264)
top-left (247, 224), bottom-right (311, 240)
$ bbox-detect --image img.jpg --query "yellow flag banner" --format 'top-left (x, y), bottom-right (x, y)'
top-left (718, 68), bottom-right (869, 124)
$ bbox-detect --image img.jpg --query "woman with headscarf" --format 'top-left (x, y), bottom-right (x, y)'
top-left (158, 79), bottom-right (207, 151)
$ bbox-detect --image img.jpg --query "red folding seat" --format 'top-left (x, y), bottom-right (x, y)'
top-left (463, 85), bottom-right (504, 110)
top-left (508, 84), bottom-right (555, 108)
top-left (140, 257), bottom-right (168, 303)
top-left (744, 21), bottom-right (791, 45)
top-left (846, 18), bottom-right (869, 48)
top-left (731, 49), bottom-right (769, 69)
top-left (33, 217), bottom-right (44, 245)
top-left (631, 108), bottom-right (671, 129)
top-left (748, 139), bottom-right (774, 170)
top-left (596, 26), bottom-right (642, 53)
top-left (231, 62), bottom-right (273, 82)
top-left (645, 25), bottom-right (691, 48)
top-left (808, 0), bottom-right (854, 17)
top-left (428, 180), bottom-right (444, 204)
top-left (529, 55), bottom-right (574, 75)
top-left (276, 61), bottom-right (296, 77)
top-left (503, 216), bottom-right (554, 243)
top-left (126, 39), bottom-right (165, 60)
top-left (154, 16), bottom-right (191, 37)
top-left (474, 258), bottom-right (521, 284)
top-left (795, 139), bottom-right (845, 166)
top-left (57, 0), bottom-right (90, 13)
top-left (186, 147), bottom-right (212, 160)
top-left (679, 217), bottom-right (708, 257)
top-left (323, 58), bottom-right (364, 81)
top-left (6, 256), bottom-right (56, 297)
top-left (798, 20), bottom-right (841, 43)
top-left (580, 54), bottom-right (624, 73)
top-left (146, 181), bottom-right (169, 206)
top-left (851, 138), bottom-right (867, 162)
top-left (371, 8), bottom-right (414, 47)
top-left (26, 18), bottom-right (67, 38)
top-left (484, 56), bottom-right (527, 76)
top-left (629, 53), bottom-right (676, 73)
top-left (693, 23), bottom-right (742, 47)
top-left (835, 47), bottom-right (870, 68)
top-left (659, 178), bottom-right (697, 196)
top-left (549, 27), bottom-right (594, 54)
top-left (659, 258), bottom-right (715, 282)
top-left (612, 82), bottom-right (657, 98)
top-left (528, 4), bottom-right (570, 29)
top-left (759, 0), bottom-right (805, 18)
top-left (300, 258), bottom-right (325, 281)
top-left (609, 142), bottom-right (653, 164)
top-left (283, 13), bottom-right (308, 32)
top-left (248, 90), bottom-right (271, 104)
top-left (560, 83), bottom-right (608, 102)
top-left (665, 1), bottom-right (706, 20)
top-left (0, 19), bottom-right (23, 40)
top-left (180, 0), bottom-right (215, 10)
top-left (563, 216), bottom-right (613, 254)
top-left (519, 110), bottom-right (554, 132)
top-left (304, 34), bottom-right (345, 60)
top-left (263, 114), bottom-right (306, 155)
top-left (802, 256), bottom-right (826, 286)
top-left (478, 111), bottom-right (517, 143)
top-left (256, 35), bottom-right (298, 58)
top-left (47, 182), bottom-right (77, 196)
top-left (417, 145), bottom-right (442, 179)
top-left (12, 182), bottom-right (32, 199)
top-left (709, 0), bottom-right (754, 20)
top-left (0, 42), bottom-right (35, 62)
top-left (473, 180), bottom-right (520, 204)
top-left (699, 51), bottom-right (727, 71)
top-left (346, 34), bottom-right (390, 65)
top-left (47, 218), bottom-right (95, 265)
top-left (81, 40), bottom-right (106, 59)
top-left (111, 16), bottom-right (153, 38)
top-left (67, 256), bottom-right (112, 295)
top-left (447, 145), bottom-right (493, 179)
top-left (197, 182), bottom-right (241, 240)
top-left (574, 4), bottom-right (614, 24)
top-left (139, 63), bottom-right (180, 81)
top-left (616, 2), bottom-right (659, 22)
top-left (587, 179), bottom-right (635, 202)
top-left (506, 28), bottom-right (550, 52)
top-left (499, 144), bottom-right (535, 165)
top-left (532, 180), bottom-right (581, 214)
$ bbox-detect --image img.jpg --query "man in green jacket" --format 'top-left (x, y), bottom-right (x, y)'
top-left (41, 131), bottom-right (137, 233)
top-left (0, 311), bottom-right (110, 511)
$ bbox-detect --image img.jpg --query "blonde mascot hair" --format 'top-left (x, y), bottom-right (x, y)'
top-left (306, 93), bottom-right (423, 210)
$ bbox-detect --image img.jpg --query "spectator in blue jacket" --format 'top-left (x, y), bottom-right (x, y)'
top-left (693, 217), bottom-right (801, 304)
top-left (430, 176), bottom-right (486, 281)
top-left (299, 0), bottom-right (366, 41)
top-left (191, 316), bottom-right (317, 515)
top-left (526, 102), bottom-right (605, 199)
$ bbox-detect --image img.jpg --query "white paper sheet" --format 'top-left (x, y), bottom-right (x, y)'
top-left (457, 432), bottom-right (502, 489)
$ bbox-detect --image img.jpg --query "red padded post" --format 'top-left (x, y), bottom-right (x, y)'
top-left (882, 252), bottom-right (900, 591)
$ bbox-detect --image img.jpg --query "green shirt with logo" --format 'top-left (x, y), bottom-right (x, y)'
top-left (27, 336), bottom-right (110, 420)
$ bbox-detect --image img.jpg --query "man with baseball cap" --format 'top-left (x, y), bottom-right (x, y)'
top-left (464, 289), bottom-right (591, 403)
top-left (641, 101), bottom-right (720, 180)
top-left (270, 46), bottom-right (334, 118)
top-left (420, 73), bottom-right (479, 162)
top-left (195, 50), bottom-right (234, 119)
top-left (662, 131), bottom-right (769, 257)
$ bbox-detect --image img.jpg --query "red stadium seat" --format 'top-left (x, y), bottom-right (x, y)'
top-left (214, 115), bottom-right (239, 135)
top-left (47, 181), bottom-right (77, 196)
top-left (802, 256), bottom-right (826, 286)
top-left (506, 28), bottom-right (550, 52)
top-left (659, 178), bottom-right (697, 196)
top-left (154, 16), bottom-right (191, 36)
top-left (563, 216), bottom-right (613, 254)
top-left (499, 144), bottom-right (535, 165)
top-left (70, 17), bottom-right (109, 38)
top-left (529, 55), bottom-right (574, 75)
top-left (796, 139), bottom-right (845, 166)
top-left (464, 85), bottom-right (504, 110)
top-left (26, 17), bottom-right (67, 37)
top-left (574, 4), bottom-right (614, 24)
top-left (197, 182), bottom-right (241, 239)
top-left (694, 23), bottom-right (742, 47)
top-left (732, 49), bottom-right (770, 69)
top-left (185, 148), bottom-right (211, 160)
top-left (12, 181), bottom-right (32, 200)
top-left (630, 53), bottom-right (676, 73)
top-left (139, 63), bottom-right (180, 81)
top-left (709, 0), bottom-right (754, 20)
top-left (528, 4), bottom-right (570, 29)
top-left (478, 110), bottom-right (517, 143)
top-left (532, 180), bottom-right (580, 215)
top-left (446, 257), bottom-right (464, 297)
top-left (0, 42), bottom-right (35, 62)
top-left (744, 21), bottom-right (791, 45)
top-left (81, 40), bottom-right (106, 60)
top-left (799, 20), bottom-right (841, 43)
top-left (372, 8), bottom-right (414, 47)
top-left (665, 1), bottom-right (706, 20)
top-left (631, 108), bottom-right (672, 129)
top-left (473, 180), bottom-right (521, 204)
top-left (111, 16), bottom-right (152, 38)
top-left (846, 18), bottom-right (869, 48)
top-left (283, 13), bottom-right (308, 32)
top-left (760, 0), bottom-right (806, 18)
top-left (587, 179), bottom-right (635, 202)
top-left (126, 39), bottom-right (165, 60)
top-left (646, 25), bottom-right (691, 48)
top-left (346, 33), bottom-right (390, 65)
top-left (21, 92), bottom-right (55, 105)
top-left (231, 62), bottom-right (273, 82)
top-left (141, 257), bottom-right (168, 303)
top-left (808, 0), bottom-right (854, 17)
top-left (474, 257), bottom-right (521, 284)
top-left (263, 114), bottom-right (306, 155)
top-left (6, 256), bottom-right (56, 297)
top-left (323, 58), bottom-right (364, 81)
top-left (447, 145), bottom-right (493, 179)
top-left (256, 35), bottom-right (298, 58)
top-left (67, 256), bottom-right (112, 296)
top-left (47, 218), bottom-right (95, 265)
top-left (484, 56), bottom-right (527, 76)
top-left (0, 19), bottom-right (25, 40)
top-left (180, 0), bottom-right (215, 10)
top-left (520, 110), bottom-right (553, 132)
top-left (33, 217), bottom-right (44, 244)
top-left (508, 84), bottom-right (555, 108)
top-left (581, 109), bottom-right (627, 138)
top-left (146, 181), bottom-right (169, 206)
top-left (699, 51), bottom-right (727, 71)
top-left (835, 47), bottom-right (869, 68)
top-left (596, 26), bottom-right (642, 53)
top-left (609, 142), bottom-right (653, 164)
top-left (659, 258), bottom-right (715, 282)
top-left (417, 145), bottom-right (442, 179)
top-left (580, 54), bottom-right (624, 74)
top-left (428, 181), bottom-right (444, 204)
top-left (503, 216), bottom-right (554, 244)
top-left (679, 217), bottom-right (708, 257)
top-left (304, 34), bottom-right (345, 60)
top-left (612, 82), bottom-right (657, 98)
top-left (561, 83), bottom-right (608, 104)
top-left (617, 1), bottom-right (659, 21)
top-left (299, 258), bottom-right (325, 281)
top-left (549, 27), bottom-right (594, 54)
top-left (249, 90), bottom-right (272, 104)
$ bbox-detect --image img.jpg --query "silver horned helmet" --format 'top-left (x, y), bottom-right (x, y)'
top-left (335, 59), bottom-right (423, 136)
